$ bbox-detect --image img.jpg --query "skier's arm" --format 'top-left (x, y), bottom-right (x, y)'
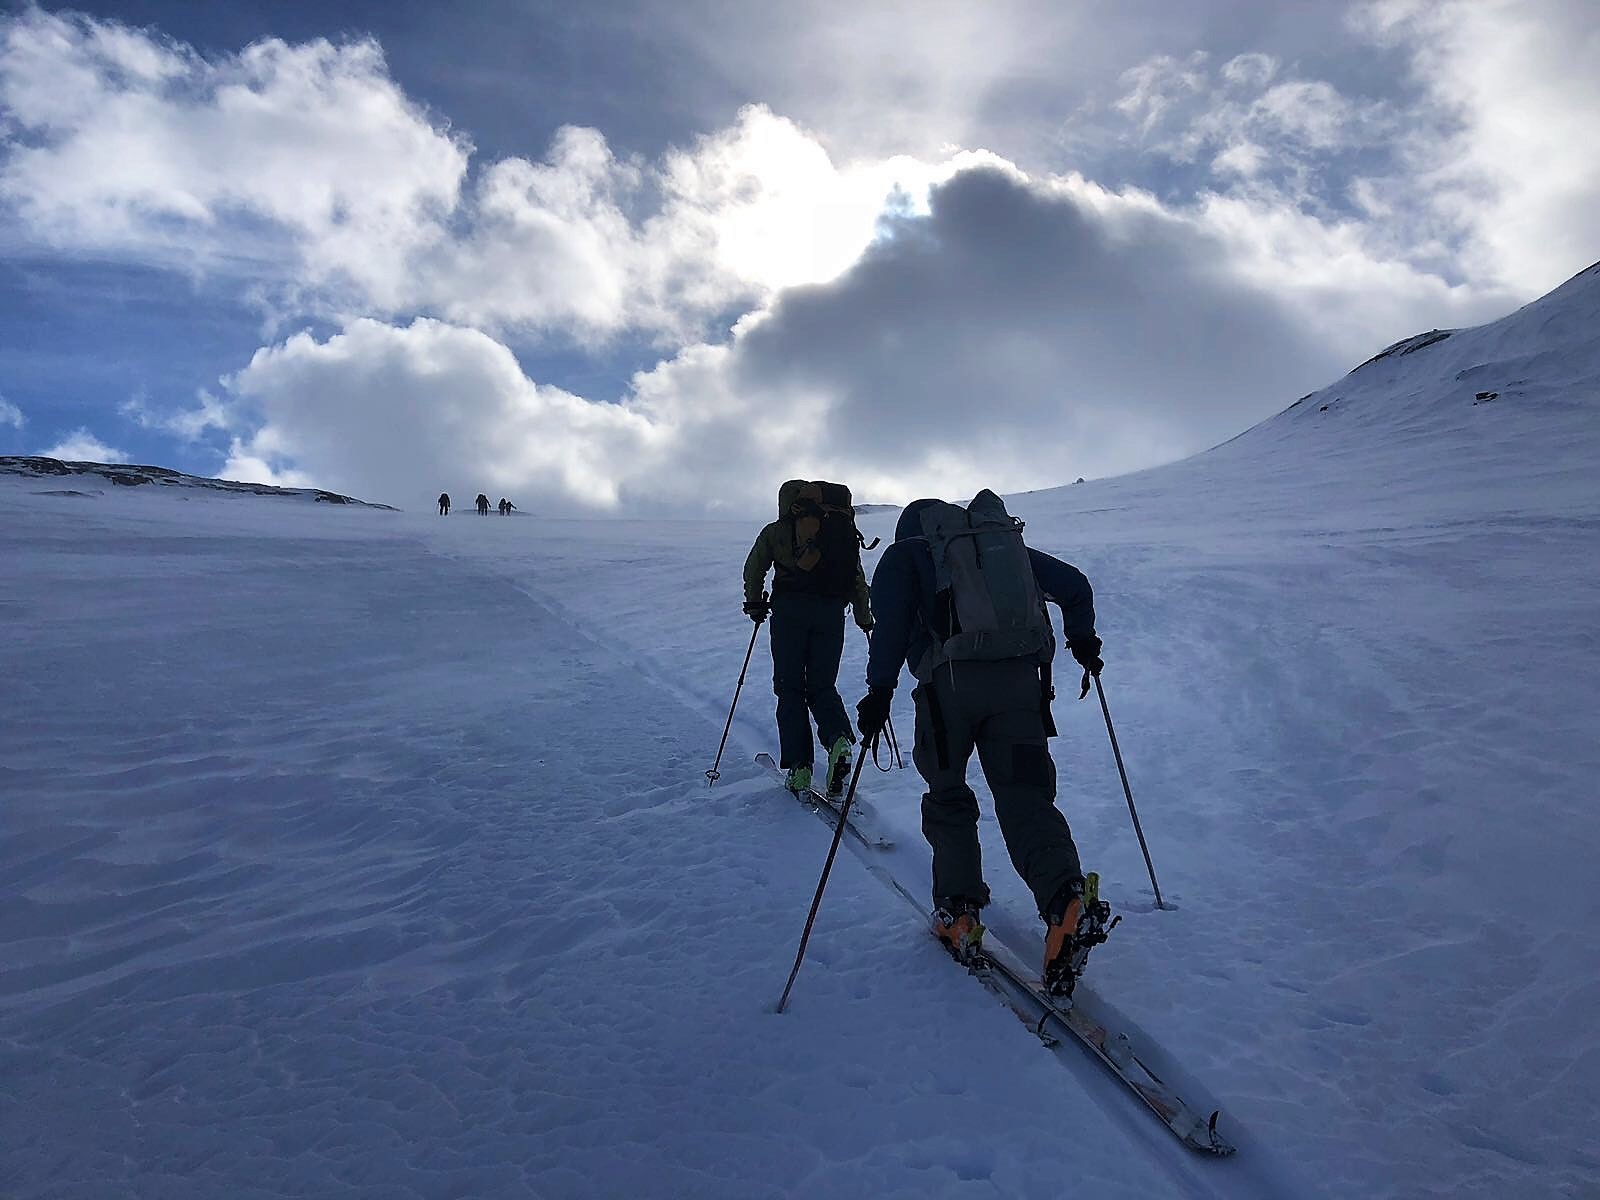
top-left (1028, 548), bottom-right (1097, 644)
top-left (864, 544), bottom-right (916, 691)
top-left (743, 525), bottom-right (777, 604)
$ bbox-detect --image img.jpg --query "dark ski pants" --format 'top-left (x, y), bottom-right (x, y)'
top-left (770, 591), bottom-right (852, 769)
top-left (912, 659), bottom-right (1082, 916)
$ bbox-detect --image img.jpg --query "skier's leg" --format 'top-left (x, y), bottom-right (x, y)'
top-left (803, 597), bottom-right (851, 749)
top-left (913, 669), bottom-right (987, 905)
top-left (972, 661), bottom-right (1083, 915)
top-left (769, 595), bottom-right (813, 769)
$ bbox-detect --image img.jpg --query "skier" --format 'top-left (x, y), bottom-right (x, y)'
top-left (744, 481), bottom-right (874, 797)
top-left (498, 498), bottom-right (515, 515)
top-left (438, 492), bottom-right (450, 516)
top-left (475, 493), bottom-right (490, 516)
top-left (855, 491), bottom-right (1106, 992)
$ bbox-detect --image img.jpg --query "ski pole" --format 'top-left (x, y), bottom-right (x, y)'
top-left (1093, 675), bottom-right (1167, 910)
top-left (776, 748), bottom-right (870, 1013)
top-left (706, 598), bottom-right (765, 785)
top-left (862, 629), bottom-right (905, 770)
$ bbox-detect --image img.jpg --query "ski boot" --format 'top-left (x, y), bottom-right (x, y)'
top-left (932, 897), bottom-right (986, 964)
top-left (824, 735), bottom-right (852, 797)
top-left (783, 764), bottom-right (813, 795)
top-left (1042, 872), bottom-right (1116, 998)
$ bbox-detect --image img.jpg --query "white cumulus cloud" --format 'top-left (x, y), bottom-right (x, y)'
top-left (0, 9), bottom-right (469, 307)
top-left (40, 427), bottom-right (129, 463)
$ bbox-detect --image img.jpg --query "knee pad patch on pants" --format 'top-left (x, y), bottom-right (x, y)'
top-left (1012, 743), bottom-right (1054, 787)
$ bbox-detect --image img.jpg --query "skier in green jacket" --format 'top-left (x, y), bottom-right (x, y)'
top-left (744, 480), bottom-right (873, 797)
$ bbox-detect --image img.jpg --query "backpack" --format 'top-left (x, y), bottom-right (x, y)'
top-left (786, 480), bottom-right (875, 599)
top-left (909, 489), bottom-right (1056, 682)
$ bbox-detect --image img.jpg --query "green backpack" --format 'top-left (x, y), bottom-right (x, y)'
top-left (783, 480), bottom-right (875, 598)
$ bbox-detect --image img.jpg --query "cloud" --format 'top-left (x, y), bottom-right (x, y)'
top-left (0, 396), bottom-right (24, 428)
top-left (120, 389), bottom-right (235, 440)
top-left (221, 318), bottom-right (659, 507)
top-left (638, 0), bottom-right (1103, 165)
top-left (218, 163), bottom-right (1507, 512)
top-left (1083, 49), bottom-right (1403, 218)
top-left (0, 9), bottom-right (469, 306)
top-left (0, 13), bottom-right (955, 344)
top-left (418, 108), bottom-right (950, 343)
top-left (1356, 0), bottom-right (1600, 294)
top-left (40, 427), bottom-right (129, 462)
top-left (2, 7), bottom-right (1588, 514)
top-left (1072, 5), bottom-right (1600, 295)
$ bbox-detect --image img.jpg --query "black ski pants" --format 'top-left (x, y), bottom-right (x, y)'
top-left (913, 658), bottom-right (1082, 916)
top-left (770, 591), bottom-right (852, 769)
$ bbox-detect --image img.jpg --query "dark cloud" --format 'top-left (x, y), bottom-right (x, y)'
top-left (732, 166), bottom-right (1349, 490)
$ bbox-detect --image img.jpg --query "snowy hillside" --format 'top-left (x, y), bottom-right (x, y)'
top-left (0, 456), bottom-right (392, 508)
top-left (3, 262), bottom-right (1597, 1199)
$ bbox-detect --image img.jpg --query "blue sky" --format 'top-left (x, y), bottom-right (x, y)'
top-left (2, 0), bottom-right (1596, 510)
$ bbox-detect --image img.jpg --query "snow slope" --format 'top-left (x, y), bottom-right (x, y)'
top-left (0, 456), bottom-right (392, 508)
top-left (3, 262), bottom-right (1597, 1198)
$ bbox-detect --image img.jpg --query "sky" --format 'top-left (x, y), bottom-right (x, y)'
top-left (1, 0), bottom-right (1597, 513)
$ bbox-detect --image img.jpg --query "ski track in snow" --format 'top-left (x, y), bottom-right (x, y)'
top-left (424, 502), bottom-right (1600, 1200)
top-left (3, 488), bottom-right (1222, 1200)
top-left (5, 264), bottom-right (1600, 1198)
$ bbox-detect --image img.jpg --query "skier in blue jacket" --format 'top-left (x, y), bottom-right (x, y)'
top-left (857, 497), bottom-right (1106, 991)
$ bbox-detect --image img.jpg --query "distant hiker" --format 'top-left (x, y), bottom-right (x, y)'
top-left (438, 493), bottom-right (450, 516)
top-left (744, 480), bottom-right (874, 798)
top-left (498, 498), bottom-right (514, 515)
top-left (855, 490), bottom-right (1108, 995)
top-left (476, 493), bottom-right (490, 516)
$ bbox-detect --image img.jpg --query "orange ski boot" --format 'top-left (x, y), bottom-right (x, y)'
top-left (1042, 873), bottom-right (1114, 997)
top-left (932, 898), bottom-right (986, 963)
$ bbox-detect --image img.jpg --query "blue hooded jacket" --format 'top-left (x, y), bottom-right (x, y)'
top-left (863, 499), bottom-right (1098, 692)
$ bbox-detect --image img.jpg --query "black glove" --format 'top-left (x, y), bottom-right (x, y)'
top-left (743, 598), bottom-right (770, 624)
top-left (856, 688), bottom-right (893, 743)
top-left (856, 616), bottom-right (874, 634)
top-left (1068, 635), bottom-right (1104, 677)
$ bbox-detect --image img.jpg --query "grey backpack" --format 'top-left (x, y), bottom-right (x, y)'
top-left (910, 490), bottom-right (1057, 682)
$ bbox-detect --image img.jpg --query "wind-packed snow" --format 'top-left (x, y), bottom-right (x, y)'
top-left (4, 262), bottom-right (1598, 1198)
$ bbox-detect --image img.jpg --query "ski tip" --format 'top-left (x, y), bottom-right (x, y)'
top-left (1201, 1109), bottom-right (1238, 1157)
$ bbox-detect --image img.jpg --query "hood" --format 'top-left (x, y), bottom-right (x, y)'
top-left (777, 479), bottom-right (808, 518)
top-left (895, 498), bottom-right (941, 542)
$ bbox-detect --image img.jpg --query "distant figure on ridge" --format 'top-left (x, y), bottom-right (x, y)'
top-left (475, 493), bottom-right (490, 516)
top-left (438, 492), bottom-right (450, 516)
top-left (855, 490), bottom-right (1110, 997)
top-left (743, 481), bottom-right (874, 799)
top-left (498, 498), bottom-right (515, 515)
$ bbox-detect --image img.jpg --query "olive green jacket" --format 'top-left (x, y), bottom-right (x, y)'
top-left (744, 481), bottom-right (872, 628)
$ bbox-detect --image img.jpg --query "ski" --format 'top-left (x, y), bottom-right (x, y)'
top-left (755, 752), bottom-right (894, 850)
top-left (756, 748), bottom-right (1231, 1153)
top-left (958, 936), bottom-right (1234, 1156)
top-left (858, 862), bottom-right (1234, 1156)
